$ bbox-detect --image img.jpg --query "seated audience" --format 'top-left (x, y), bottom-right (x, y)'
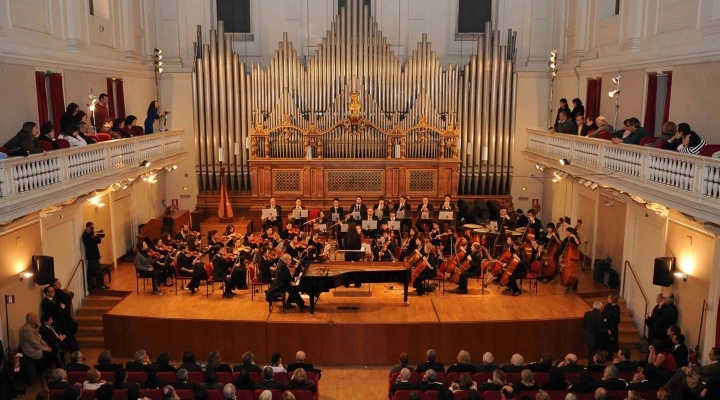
top-left (222, 384), bottom-right (235, 400)
top-left (586, 352), bottom-right (607, 372)
top-left (450, 372), bottom-right (476, 393)
top-left (648, 339), bottom-right (677, 372)
top-left (162, 385), bottom-right (178, 400)
top-left (585, 116), bottom-right (598, 131)
top-left (558, 354), bottom-right (585, 373)
top-left (95, 384), bottom-right (114, 400)
top-left (180, 351), bottom-right (203, 372)
top-left (416, 349), bottom-right (445, 373)
top-left (420, 369), bottom-right (453, 400)
top-left (82, 368), bottom-right (106, 390)
top-left (594, 388), bottom-right (607, 400)
top-left (527, 353), bottom-right (553, 373)
top-left (203, 369), bottom-right (224, 390)
top-left (661, 347), bottom-right (720, 399)
top-left (258, 390), bottom-right (272, 400)
top-left (256, 366), bottom-right (284, 391)
top-left (77, 121), bottom-right (97, 144)
top-left (269, 352), bottom-right (286, 373)
top-left (475, 352), bottom-right (499, 372)
top-left (60, 103), bottom-right (80, 132)
top-left (284, 368), bottom-right (316, 394)
top-left (663, 122), bottom-right (689, 151)
top-left (97, 118), bottom-right (114, 135)
top-left (656, 387), bottom-right (671, 400)
top-left (282, 392), bottom-right (295, 400)
top-left (478, 369), bottom-right (506, 392)
top-left (501, 353), bottom-right (525, 373)
top-left (551, 111), bottom-right (575, 134)
top-left (448, 350), bottom-right (476, 373)
top-left (140, 364), bottom-right (166, 389)
top-left (612, 348), bottom-right (637, 372)
top-left (113, 367), bottom-right (139, 390)
top-left (515, 369), bottom-right (539, 391)
top-left (287, 350), bottom-right (320, 378)
top-left (587, 116), bottom-right (613, 138)
top-left (49, 368), bottom-right (79, 390)
top-left (389, 352), bottom-right (414, 376)
top-left (627, 364), bottom-right (662, 391)
top-left (233, 351), bottom-right (263, 373)
top-left (677, 128), bottom-right (707, 155)
top-left (541, 367), bottom-right (568, 391)
top-left (59, 125), bottom-right (87, 147)
top-left (672, 333), bottom-right (689, 368)
top-left (4, 122), bottom-right (43, 156)
top-left (174, 368), bottom-right (199, 390)
top-left (646, 121), bottom-right (676, 147)
top-left (535, 390), bottom-right (551, 400)
top-left (94, 350), bottom-right (121, 372)
top-left (125, 349), bottom-right (151, 372)
top-left (122, 115), bottom-right (144, 137)
top-left (573, 114), bottom-right (589, 136)
top-left (233, 369), bottom-right (256, 391)
top-left (596, 365), bottom-right (627, 390)
top-left (207, 350), bottom-right (232, 373)
top-left (110, 118), bottom-right (128, 139)
top-left (154, 353), bottom-right (177, 372)
top-left (38, 122), bottom-right (59, 149)
top-left (611, 117), bottom-right (650, 145)
top-left (65, 352), bottom-right (90, 372)
top-left (568, 370), bottom-right (595, 393)
top-left (63, 387), bottom-right (80, 400)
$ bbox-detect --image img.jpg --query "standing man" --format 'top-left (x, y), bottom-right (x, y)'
top-left (82, 222), bottom-right (108, 290)
top-left (93, 94), bottom-right (110, 132)
top-left (583, 301), bottom-right (606, 361)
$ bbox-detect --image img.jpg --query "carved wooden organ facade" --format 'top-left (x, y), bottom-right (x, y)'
top-left (192, 0), bottom-right (517, 204)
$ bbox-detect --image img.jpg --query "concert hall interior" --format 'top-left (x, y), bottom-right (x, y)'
top-left (2, 0), bottom-right (720, 399)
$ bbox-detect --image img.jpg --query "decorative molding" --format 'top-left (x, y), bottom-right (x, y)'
top-left (124, 50), bottom-right (141, 62)
top-left (162, 0), bottom-right (179, 21)
top-left (702, 20), bottom-right (720, 36)
top-left (531, 0), bottom-right (547, 20)
top-left (67, 38), bottom-right (89, 52)
top-left (620, 38), bottom-right (641, 52)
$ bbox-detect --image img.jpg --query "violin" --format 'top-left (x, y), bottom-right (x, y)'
top-left (148, 250), bottom-right (164, 259)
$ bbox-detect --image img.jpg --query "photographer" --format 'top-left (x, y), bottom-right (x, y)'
top-left (82, 222), bottom-right (109, 290)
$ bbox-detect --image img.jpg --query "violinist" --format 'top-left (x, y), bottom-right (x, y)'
top-left (135, 241), bottom-right (167, 295)
top-left (349, 196), bottom-right (368, 223)
top-left (262, 197), bottom-right (283, 231)
top-left (162, 232), bottom-right (179, 249)
top-left (374, 230), bottom-right (396, 262)
top-left (224, 224), bottom-right (239, 249)
top-left (261, 227), bottom-right (280, 248)
top-left (428, 222), bottom-right (442, 247)
top-left (415, 196), bottom-right (434, 233)
top-left (343, 224), bottom-right (363, 261)
top-left (373, 196), bottom-right (388, 219)
top-left (400, 228), bottom-right (419, 260)
top-left (174, 224), bottom-right (191, 243)
top-left (307, 233), bottom-right (324, 263)
top-left (153, 238), bottom-right (175, 285)
top-left (413, 243), bottom-right (439, 296)
top-left (257, 244), bottom-right (277, 283)
top-left (453, 242), bottom-right (484, 294)
top-left (286, 235), bottom-right (308, 263)
top-left (176, 243), bottom-right (204, 294)
top-left (386, 210), bottom-right (402, 238)
top-left (503, 241), bottom-right (529, 296)
top-left (207, 230), bottom-right (223, 259)
top-left (211, 250), bottom-right (240, 299)
top-left (291, 198), bottom-right (307, 227)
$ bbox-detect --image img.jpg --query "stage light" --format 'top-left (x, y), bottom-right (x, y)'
top-left (584, 180), bottom-right (592, 187)
top-left (578, 179), bottom-right (586, 185)
top-left (154, 48), bottom-right (162, 55)
top-left (590, 183), bottom-right (599, 190)
top-left (673, 271), bottom-right (688, 282)
top-left (560, 158), bottom-right (570, 165)
top-left (612, 75), bottom-right (621, 84)
top-left (535, 164), bottom-right (545, 171)
top-left (19, 271), bottom-right (33, 281)
top-left (140, 160), bottom-right (151, 167)
top-left (156, 67), bottom-right (163, 73)
top-left (608, 89), bottom-right (620, 98)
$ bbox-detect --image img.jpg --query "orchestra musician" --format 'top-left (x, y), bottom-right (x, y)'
top-left (361, 208), bottom-right (380, 239)
top-left (224, 224), bottom-right (239, 249)
top-left (174, 224), bottom-right (191, 243)
top-left (329, 197), bottom-right (345, 247)
top-left (207, 230), bottom-right (223, 258)
top-left (257, 244), bottom-right (277, 283)
top-left (152, 238), bottom-right (175, 285)
top-left (176, 243), bottom-right (205, 294)
top-left (543, 223), bottom-right (561, 249)
top-left (386, 210), bottom-right (402, 238)
top-left (135, 241), bottom-right (168, 295)
top-left (498, 207), bottom-right (515, 231)
top-left (349, 196), bottom-right (368, 223)
top-left (393, 195), bottom-right (411, 231)
top-left (281, 222), bottom-right (295, 241)
top-left (286, 235), bottom-right (308, 263)
top-left (416, 196), bottom-right (434, 233)
top-left (211, 250), bottom-right (241, 299)
top-left (452, 242), bottom-right (484, 294)
top-left (261, 227), bottom-right (280, 248)
top-left (400, 228), bottom-right (420, 260)
top-left (373, 230), bottom-right (396, 261)
top-left (413, 243), bottom-right (439, 296)
top-left (504, 241), bottom-right (529, 296)
top-left (373, 196), bottom-right (388, 219)
top-left (526, 209), bottom-right (543, 235)
top-left (262, 197), bottom-right (283, 232)
top-left (307, 233), bottom-right (325, 263)
top-left (267, 253), bottom-right (308, 310)
top-left (428, 222), bottom-right (442, 247)
top-left (290, 198), bottom-right (307, 227)
top-left (343, 224), bottom-right (363, 262)
top-left (557, 225), bottom-right (581, 290)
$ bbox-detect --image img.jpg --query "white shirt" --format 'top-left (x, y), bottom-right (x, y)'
top-left (269, 365), bottom-right (286, 373)
top-left (62, 134), bottom-right (87, 147)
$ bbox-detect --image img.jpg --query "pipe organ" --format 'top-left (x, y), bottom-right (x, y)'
top-left (192, 0), bottom-right (517, 206)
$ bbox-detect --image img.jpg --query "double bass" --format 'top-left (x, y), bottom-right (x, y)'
top-left (538, 218), bottom-right (566, 279)
top-left (559, 220), bottom-right (583, 289)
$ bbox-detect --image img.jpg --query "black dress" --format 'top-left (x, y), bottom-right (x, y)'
top-left (602, 303), bottom-right (621, 353)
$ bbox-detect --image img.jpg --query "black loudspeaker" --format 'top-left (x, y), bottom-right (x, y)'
top-left (653, 257), bottom-right (675, 287)
top-left (32, 255), bottom-right (55, 285)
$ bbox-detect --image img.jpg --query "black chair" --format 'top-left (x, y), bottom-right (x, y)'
top-left (265, 290), bottom-right (286, 313)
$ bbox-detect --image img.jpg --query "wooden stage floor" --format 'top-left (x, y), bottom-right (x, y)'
top-left (103, 259), bottom-right (605, 366)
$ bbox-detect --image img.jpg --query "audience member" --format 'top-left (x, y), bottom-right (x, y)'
top-left (93, 94), bottom-right (110, 130)
top-left (65, 352), bottom-right (90, 372)
top-left (389, 352), bottom-right (414, 376)
top-left (258, 390), bottom-right (272, 400)
top-left (648, 339), bottom-right (677, 372)
top-left (111, 118), bottom-right (128, 139)
top-left (39, 313), bottom-right (79, 353)
top-left (594, 387), bottom-right (606, 400)
top-left (60, 103), bottom-right (80, 132)
top-left (596, 365), bottom-right (627, 390)
top-left (568, 370), bottom-right (595, 393)
top-left (541, 367), bottom-right (568, 391)
top-left (662, 347), bottom-right (720, 398)
top-left (77, 121), bottom-right (97, 144)
top-left (570, 98), bottom-right (585, 120)
top-left (83, 368), bottom-right (106, 390)
top-left (450, 372), bottom-right (477, 392)
top-left (552, 110), bottom-right (575, 134)
top-left (416, 349), bottom-right (445, 373)
top-left (478, 369), bottom-right (506, 392)
top-left (587, 116), bottom-right (613, 138)
top-left (475, 352), bottom-right (499, 372)
top-left (647, 121), bottom-right (676, 147)
top-left (38, 122), bottom-right (59, 149)
top-left (174, 368), bottom-right (199, 390)
top-left (49, 368), bottom-right (79, 390)
top-left (269, 352), bottom-right (287, 373)
top-left (677, 129), bottom-right (707, 154)
top-left (555, 98), bottom-right (571, 128)
top-left (536, 391), bottom-right (551, 400)
top-left (180, 351), bottom-right (203, 372)
top-left (611, 117), bottom-right (650, 145)
top-left (420, 369), bottom-right (453, 400)
top-left (63, 386), bottom-right (81, 400)
top-left (671, 333), bottom-right (689, 368)
top-left (390, 368), bottom-right (421, 397)
top-left (662, 122), bottom-right (689, 151)
top-left (113, 367), bottom-right (139, 390)
top-left (574, 114), bottom-right (589, 136)
top-left (233, 351), bottom-right (263, 373)
top-left (207, 350), bottom-right (232, 373)
top-left (558, 354), bottom-right (584, 373)
top-left (612, 349), bottom-right (637, 372)
top-left (19, 312), bottom-right (55, 375)
top-left (281, 392), bottom-right (295, 400)
top-left (515, 369), bottom-right (539, 391)
top-left (448, 350), bottom-right (476, 373)
top-left (502, 354), bottom-right (525, 373)
top-left (4, 122), bottom-right (43, 156)
top-left (126, 349), bottom-right (151, 372)
top-left (584, 116), bottom-right (598, 131)
top-left (145, 100), bottom-right (169, 134)
top-left (162, 385), bottom-right (179, 400)
top-left (203, 369), bottom-right (224, 390)
top-left (94, 350), bottom-right (121, 372)
top-left (233, 369), bottom-right (255, 391)
top-left (627, 364), bottom-right (661, 391)
top-left (95, 384), bottom-right (114, 400)
top-left (123, 115), bottom-right (144, 136)
top-left (587, 352), bottom-right (607, 372)
top-left (97, 118), bottom-right (114, 135)
top-left (140, 364), bottom-right (167, 390)
top-left (74, 110), bottom-right (88, 125)
top-left (256, 366), bottom-right (284, 391)
top-left (59, 125), bottom-right (87, 147)
top-left (527, 353), bottom-right (554, 373)
top-left (155, 353), bottom-right (177, 373)
top-left (287, 350), bottom-right (318, 376)
top-left (284, 368), bottom-right (316, 394)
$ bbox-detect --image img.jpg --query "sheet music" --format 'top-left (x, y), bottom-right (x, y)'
top-left (262, 208), bottom-right (277, 218)
top-left (421, 211), bottom-right (430, 219)
top-left (318, 223), bottom-right (327, 232)
top-left (438, 211), bottom-right (453, 220)
top-left (331, 212), bottom-right (340, 222)
top-left (292, 210), bottom-right (309, 218)
top-left (388, 221), bottom-right (401, 230)
top-left (362, 220), bottom-right (378, 230)
top-left (489, 221), bottom-right (498, 230)
top-left (352, 211), bottom-right (361, 220)
top-left (340, 223), bottom-right (349, 232)
top-left (396, 210), bottom-right (406, 219)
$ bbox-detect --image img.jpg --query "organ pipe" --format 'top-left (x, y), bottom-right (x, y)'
top-left (191, 0), bottom-right (517, 195)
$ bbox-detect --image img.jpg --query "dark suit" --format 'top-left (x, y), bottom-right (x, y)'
top-left (41, 297), bottom-right (69, 334)
top-left (613, 360), bottom-right (637, 373)
top-left (328, 206), bottom-right (344, 223)
top-left (526, 363), bottom-right (552, 373)
top-left (501, 365), bottom-right (524, 373)
top-left (672, 344), bottom-right (689, 368)
top-left (264, 205), bottom-right (283, 231)
top-left (447, 363), bottom-right (475, 374)
top-left (125, 361), bottom-right (150, 372)
top-left (373, 204), bottom-right (389, 219)
top-left (420, 382), bottom-right (453, 400)
top-left (232, 363), bottom-right (263, 373)
top-left (94, 363), bottom-right (122, 372)
top-left (65, 363), bottom-right (91, 372)
top-left (268, 261), bottom-right (304, 307)
top-left (255, 380), bottom-right (284, 391)
top-left (415, 361), bottom-right (445, 373)
top-left (388, 381), bottom-right (419, 397)
top-left (596, 377), bottom-right (627, 390)
top-left (39, 324), bottom-right (78, 352)
top-left (583, 309), bottom-right (606, 360)
top-left (49, 381), bottom-right (75, 390)
top-left (287, 362), bottom-right (315, 373)
top-left (586, 363), bottom-right (607, 372)
top-left (415, 203), bottom-right (434, 232)
top-left (348, 203), bottom-right (368, 222)
top-left (174, 381), bottom-right (200, 391)
top-left (555, 118), bottom-right (575, 134)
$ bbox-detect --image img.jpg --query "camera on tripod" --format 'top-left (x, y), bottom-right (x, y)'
top-left (96, 229), bottom-right (106, 238)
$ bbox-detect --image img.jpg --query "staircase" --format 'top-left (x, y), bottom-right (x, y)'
top-left (74, 295), bottom-right (123, 349)
top-left (578, 291), bottom-right (646, 360)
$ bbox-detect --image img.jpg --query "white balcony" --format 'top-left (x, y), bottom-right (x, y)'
top-left (0, 130), bottom-right (188, 222)
top-left (523, 129), bottom-right (720, 225)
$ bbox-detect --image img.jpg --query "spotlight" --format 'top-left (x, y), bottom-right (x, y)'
top-left (673, 272), bottom-right (688, 282)
top-left (590, 183), bottom-right (598, 190)
top-left (154, 48), bottom-right (163, 74)
top-left (608, 89), bottom-right (620, 98)
top-left (140, 160), bottom-right (151, 167)
top-left (578, 179), bottom-right (586, 185)
top-left (560, 158), bottom-right (570, 166)
top-left (612, 75), bottom-right (621, 84)
top-left (172, 165), bottom-right (177, 170)
top-left (535, 164), bottom-right (545, 171)
top-left (19, 271), bottom-right (33, 281)
top-left (584, 180), bottom-right (592, 187)
top-left (156, 67), bottom-right (163, 73)
top-left (552, 177), bottom-right (560, 183)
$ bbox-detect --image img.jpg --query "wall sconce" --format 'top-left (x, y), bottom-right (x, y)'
top-left (19, 271), bottom-right (33, 281)
top-left (139, 160), bottom-right (151, 168)
top-left (673, 271), bottom-right (688, 282)
top-left (535, 164), bottom-right (545, 171)
top-left (560, 158), bottom-right (570, 165)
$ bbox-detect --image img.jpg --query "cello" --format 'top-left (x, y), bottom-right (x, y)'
top-left (484, 238), bottom-right (512, 285)
top-left (559, 219), bottom-right (583, 289)
top-left (539, 218), bottom-right (566, 280)
top-left (499, 254), bottom-right (521, 287)
top-left (450, 244), bottom-right (484, 284)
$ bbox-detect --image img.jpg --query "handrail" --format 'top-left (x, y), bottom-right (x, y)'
top-left (66, 259), bottom-right (84, 292)
top-left (623, 260), bottom-right (648, 337)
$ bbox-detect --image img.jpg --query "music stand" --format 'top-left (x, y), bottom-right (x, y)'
top-left (388, 221), bottom-right (401, 231)
top-left (438, 211), bottom-right (454, 220)
top-left (489, 221), bottom-right (498, 231)
top-left (262, 209), bottom-right (277, 219)
top-left (331, 212), bottom-right (340, 222)
top-left (396, 210), bottom-right (406, 220)
top-left (317, 223), bottom-right (328, 233)
top-left (340, 224), bottom-right (349, 233)
top-left (351, 211), bottom-right (361, 220)
top-left (293, 210), bottom-right (309, 218)
top-left (361, 220), bottom-right (378, 230)
top-left (420, 210), bottom-right (430, 220)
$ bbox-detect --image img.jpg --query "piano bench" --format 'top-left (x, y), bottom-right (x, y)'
top-left (266, 291), bottom-right (286, 313)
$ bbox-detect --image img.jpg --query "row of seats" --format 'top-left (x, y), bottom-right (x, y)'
top-left (392, 389), bottom-right (658, 400)
top-left (49, 388), bottom-right (313, 400)
top-left (67, 371), bottom-right (318, 385)
top-left (387, 370), bottom-right (636, 390)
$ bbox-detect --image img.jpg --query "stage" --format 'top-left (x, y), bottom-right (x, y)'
top-left (102, 261), bottom-right (603, 366)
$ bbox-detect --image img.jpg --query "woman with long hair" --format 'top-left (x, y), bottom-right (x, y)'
top-left (110, 118), bottom-right (127, 139)
top-left (602, 293), bottom-right (621, 353)
top-left (123, 115), bottom-right (143, 136)
top-left (3, 122), bottom-right (42, 156)
top-left (144, 100), bottom-right (168, 134)
top-left (59, 124), bottom-right (87, 147)
top-left (570, 98), bottom-right (585, 120)
top-left (343, 223), bottom-right (362, 261)
top-left (60, 103), bottom-right (80, 132)
top-left (134, 241), bottom-right (166, 295)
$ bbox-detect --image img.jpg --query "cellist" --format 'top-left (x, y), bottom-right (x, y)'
top-left (504, 240), bottom-right (531, 296)
top-left (452, 242), bottom-right (483, 295)
top-left (557, 226), bottom-right (581, 290)
top-left (413, 243), bottom-right (439, 296)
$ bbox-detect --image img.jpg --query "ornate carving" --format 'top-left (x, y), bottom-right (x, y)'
top-left (264, 139), bottom-right (270, 159)
top-left (408, 171), bottom-right (436, 193)
top-left (400, 138), bottom-right (406, 159)
top-left (273, 170), bottom-right (301, 193)
top-left (251, 137), bottom-right (258, 159)
top-left (327, 170), bottom-right (383, 193)
top-left (316, 137), bottom-right (323, 159)
top-left (387, 138), bottom-right (393, 158)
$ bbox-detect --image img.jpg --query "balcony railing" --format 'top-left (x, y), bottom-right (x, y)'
top-left (524, 129), bottom-right (720, 224)
top-left (0, 130), bottom-right (186, 221)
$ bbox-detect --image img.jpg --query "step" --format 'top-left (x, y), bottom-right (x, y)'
top-left (77, 305), bottom-right (111, 316)
top-left (619, 332), bottom-right (639, 342)
top-left (82, 296), bottom-right (122, 307)
top-left (75, 315), bottom-right (103, 326)
top-left (76, 336), bottom-right (105, 348)
top-left (77, 325), bottom-right (104, 334)
top-left (582, 296), bottom-right (627, 304)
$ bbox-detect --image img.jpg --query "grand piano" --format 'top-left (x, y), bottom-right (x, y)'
top-left (296, 261), bottom-right (410, 314)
